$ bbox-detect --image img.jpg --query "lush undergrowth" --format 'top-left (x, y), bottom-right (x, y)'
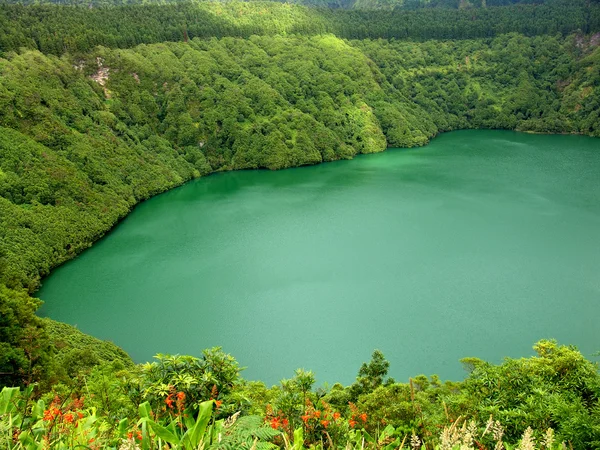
top-left (2, 341), bottom-right (600, 449)
top-left (0, 0), bottom-right (599, 447)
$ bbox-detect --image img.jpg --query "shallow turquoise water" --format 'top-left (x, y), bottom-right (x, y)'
top-left (38, 130), bottom-right (600, 385)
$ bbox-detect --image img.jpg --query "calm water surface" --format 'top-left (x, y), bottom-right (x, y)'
top-left (38, 130), bottom-right (600, 385)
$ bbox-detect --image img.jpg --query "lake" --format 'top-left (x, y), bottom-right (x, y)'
top-left (38, 130), bottom-right (600, 385)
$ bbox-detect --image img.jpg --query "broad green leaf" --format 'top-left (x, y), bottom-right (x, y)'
top-left (182, 400), bottom-right (214, 448)
top-left (32, 399), bottom-right (45, 421)
top-left (148, 419), bottom-right (180, 445)
top-left (293, 427), bottom-right (305, 450)
top-left (139, 401), bottom-right (152, 419)
top-left (0, 387), bottom-right (20, 414)
top-left (379, 424), bottom-right (395, 441)
top-left (118, 418), bottom-right (129, 436)
top-left (363, 429), bottom-right (375, 443)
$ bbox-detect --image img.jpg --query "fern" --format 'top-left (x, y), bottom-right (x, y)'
top-left (209, 415), bottom-right (280, 450)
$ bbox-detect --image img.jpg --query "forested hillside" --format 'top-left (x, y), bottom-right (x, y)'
top-left (2, 31), bottom-right (599, 294)
top-left (1, 1), bottom-right (600, 55)
top-left (2, 0), bottom-right (598, 10)
top-left (0, 0), bottom-right (599, 447)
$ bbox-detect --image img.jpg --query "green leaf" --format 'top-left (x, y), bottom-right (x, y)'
top-left (379, 424), bottom-right (395, 441)
top-left (292, 427), bottom-right (305, 450)
top-left (0, 387), bottom-right (20, 415)
top-left (118, 418), bottom-right (129, 436)
top-left (363, 429), bottom-right (375, 443)
top-left (139, 402), bottom-right (152, 419)
top-left (148, 420), bottom-right (180, 445)
top-left (31, 399), bottom-right (45, 421)
top-left (181, 400), bottom-right (214, 448)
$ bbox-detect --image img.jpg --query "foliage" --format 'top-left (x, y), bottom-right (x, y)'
top-left (1, 1), bottom-right (599, 55)
top-left (44, 319), bottom-right (133, 379)
top-left (0, 286), bottom-right (51, 389)
top-left (126, 348), bottom-right (242, 419)
top-left (461, 340), bottom-right (600, 448)
top-left (1, 341), bottom-right (599, 448)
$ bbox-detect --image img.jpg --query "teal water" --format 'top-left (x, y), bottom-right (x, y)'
top-left (38, 130), bottom-right (600, 385)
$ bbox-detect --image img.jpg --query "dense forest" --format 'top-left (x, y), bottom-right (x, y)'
top-left (1, 1), bottom-right (600, 54)
top-left (1, 0), bottom-right (599, 447)
top-left (2, 0), bottom-right (598, 10)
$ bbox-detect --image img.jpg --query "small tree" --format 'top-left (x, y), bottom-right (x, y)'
top-left (349, 350), bottom-right (393, 401)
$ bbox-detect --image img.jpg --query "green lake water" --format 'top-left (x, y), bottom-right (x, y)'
top-left (38, 130), bottom-right (600, 385)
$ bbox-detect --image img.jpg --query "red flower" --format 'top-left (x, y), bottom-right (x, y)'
top-left (64, 413), bottom-right (74, 424)
top-left (360, 413), bottom-right (367, 422)
top-left (127, 432), bottom-right (133, 440)
top-left (270, 418), bottom-right (280, 430)
top-left (136, 431), bottom-right (143, 441)
top-left (349, 419), bottom-right (357, 428)
top-left (333, 412), bottom-right (341, 421)
top-left (282, 418), bottom-right (289, 427)
top-left (43, 410), bottom-right (53, 421)
top-left (165, 394), bottom-right (174, 409)
top-left (176, 392), bottom-right (186, 410)
top-left (77, 412), bottom-right (84, 419)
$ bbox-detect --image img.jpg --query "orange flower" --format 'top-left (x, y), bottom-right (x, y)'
top-left (349, 419), bottom-right (357, 428)
top-left (64, 413), bottom-right (74, 424)
top-left (282, 418), bottom-right (289, 427)
top-left (333, 412), bottom-right (341, 421)
top-left (165, 394), bottom-right (174, 409)
top-left (43, 410), bottom-right (53, 421)
top-left (52, 408), bottom-right (61, 417)
top-left (77, 412), bottom-right (84, 419)
top-left (301, 414), bottom-right (310, 423)
top-left (215, 400), bottom-right (222, 409)
top-left (270, 418), bottom-right (280, 429)
top-left (176, 392), bottom-right (185, 400)
top-left (314, 410), bottom-right (321, 418)
top-left (321, 420), bottom-right (330, 428)
top-left (127, 432), bottom-right (133, 440)
top-left (360, 413), bottom-right (367, 422)
top-left (136, 431), bottom-right (143, 441)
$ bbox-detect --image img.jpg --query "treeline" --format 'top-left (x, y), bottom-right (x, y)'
top-left (1, 0), bottom-right (595, 10)
top-left (1, 1), bottom-right (600, 56)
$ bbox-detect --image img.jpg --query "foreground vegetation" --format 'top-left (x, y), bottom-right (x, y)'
top-left (1, 0), bottom-right (599, 447)
top-left (1, 341), bottom-right (599, 449)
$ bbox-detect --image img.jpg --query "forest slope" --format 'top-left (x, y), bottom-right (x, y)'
top-left (1, 33), bottom-right (599, 297)
top-left (1, 1), bottom-right (600, 55)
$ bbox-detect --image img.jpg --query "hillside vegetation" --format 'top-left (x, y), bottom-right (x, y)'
top-left (0, 0), bottom-right (599, 448)
top-left (1, 32), bottom-right (598, 291)
top-left (1, 1), bottom-right (600, 55)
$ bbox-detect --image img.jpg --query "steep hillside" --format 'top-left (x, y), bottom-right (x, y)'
top-left (1, 33), bottom-right (599, 296)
